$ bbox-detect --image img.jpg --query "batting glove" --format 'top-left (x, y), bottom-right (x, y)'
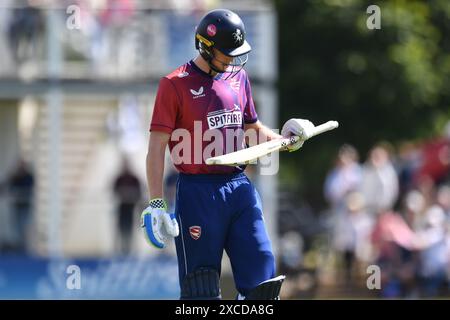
top-left (281, 118), bottom-right (315, 152)
top-left (141, 198), bottom-right (179, 249)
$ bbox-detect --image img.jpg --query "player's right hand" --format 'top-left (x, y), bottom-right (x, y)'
top-left (141, 198), bottom-right (179, 249)
top-left (281, 118), bottom-right (315, 152)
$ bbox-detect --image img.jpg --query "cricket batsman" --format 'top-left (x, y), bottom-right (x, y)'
top-left (141, 9), bottom-right (315, 300)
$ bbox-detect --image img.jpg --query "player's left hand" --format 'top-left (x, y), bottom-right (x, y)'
top-left (141, 198), bottom-right (179, 249)
top-left (281, 118), bottom-right (315, 152)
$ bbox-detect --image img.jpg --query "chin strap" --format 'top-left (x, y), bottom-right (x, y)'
top-left (198, 42), bottom-right (244, 79)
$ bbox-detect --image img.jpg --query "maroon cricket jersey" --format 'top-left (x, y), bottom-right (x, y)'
top-left (150, 61), bottom-right (258, 174)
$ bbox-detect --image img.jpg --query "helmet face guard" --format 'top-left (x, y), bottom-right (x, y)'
top-left (195, 9), bottom-right (251, 79)
top-left (215, 54), bottom-right (249, 80)
top-left (196, 35), bottom-right (249, 79)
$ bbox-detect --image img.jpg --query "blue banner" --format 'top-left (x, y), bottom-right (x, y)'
top-left (0, 255), bottom-right (179, 299)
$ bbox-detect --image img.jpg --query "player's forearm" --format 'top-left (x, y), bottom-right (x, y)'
top-left (146, 152), bottom-right (164, 199)
top-left (146, 133), bottom-right (170, 199)
top-left (245, 121), bottom-right (283, 145)
top-left (258, 123), bottom-right (283, 141)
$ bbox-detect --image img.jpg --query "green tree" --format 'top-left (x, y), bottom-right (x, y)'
top-left (274, 0), bottom-right (450, 208)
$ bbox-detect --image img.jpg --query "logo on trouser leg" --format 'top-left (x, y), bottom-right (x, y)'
top-left (189, 226), bottom-right (201, 240)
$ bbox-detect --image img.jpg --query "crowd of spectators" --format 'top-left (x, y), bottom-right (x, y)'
top-left (323, 126), bottom-right (450, 298)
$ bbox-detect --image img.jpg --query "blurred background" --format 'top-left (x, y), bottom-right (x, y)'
top-left (0, 0), bottom-right (449, 299)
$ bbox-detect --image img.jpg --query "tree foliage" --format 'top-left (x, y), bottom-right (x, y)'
top-left (274, 0), bottom-right (450, 207)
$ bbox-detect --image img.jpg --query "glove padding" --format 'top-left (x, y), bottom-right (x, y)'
top-left (141, 198), bottom-right (179, 249)
top-left (281, 119), bottom-right (315, 152)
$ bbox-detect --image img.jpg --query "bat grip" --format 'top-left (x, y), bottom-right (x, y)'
top-left (310, 121), bottom-right (339, 137)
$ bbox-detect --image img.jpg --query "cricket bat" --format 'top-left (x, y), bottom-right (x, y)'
top-left (205, 120), bottom-right (339, 166)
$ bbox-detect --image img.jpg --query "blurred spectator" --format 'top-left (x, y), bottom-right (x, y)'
top-left (332, 191), bottom-right (373, 285)
top-left (7, 159), bottom-right (34, 254)
top-left (395, 142), bottom-right (421, 195)
top-left (414, 206), bottom-right (448, 297)
top-left (361, 143), bottom-right (399, 216)
top-left (7, 0), bottom-right (44, 65)
top-left (436, 185), bottom-right (450, 216)
top-left (322, 140), bottom-right (450, 298)
top-left (113, 158), bottom-right (142, 255)
top-left (415, 175), bottom-right (437, 219)
top-left (324, 144), bottom-right (362, 210)
top-left (279, 231), bottom-right (304, 274)
top-left (402, 190), bottom-right (427, 230)
top-left (411, 184), bottom-right (450, 297)
top-left (371, 210), bottom-right (416, 298)
top-left (413, 122), bottom-right (450, 186)
top-left (324, 145), bottom-right (364, 289)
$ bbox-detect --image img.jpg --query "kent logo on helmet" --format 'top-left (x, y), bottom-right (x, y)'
top-left (195, 9), bottom-right (251, 79)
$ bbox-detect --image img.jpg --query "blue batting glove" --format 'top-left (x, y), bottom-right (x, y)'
top-left (141, 198), bottom-right (179, 249)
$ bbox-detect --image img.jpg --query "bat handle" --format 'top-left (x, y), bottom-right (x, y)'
top-left (283, 121), bottom-right (338, 148)
top-left (310, 120), bottom-right (339, 138)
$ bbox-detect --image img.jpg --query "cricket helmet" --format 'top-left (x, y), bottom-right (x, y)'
top-left (195, 9), bottom-right (251, 75)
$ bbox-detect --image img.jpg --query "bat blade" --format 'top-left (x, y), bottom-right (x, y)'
top-left (205, 120), bottom-right (339, 166)
top-left (205, 136), bottom-right (298, 166)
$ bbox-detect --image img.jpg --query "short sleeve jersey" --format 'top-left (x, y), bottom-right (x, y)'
top-left (150, 61), bottom-right (258, 174)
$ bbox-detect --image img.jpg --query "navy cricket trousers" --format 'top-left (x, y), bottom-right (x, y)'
top-left (173, 172), bottom-right (275, 297)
